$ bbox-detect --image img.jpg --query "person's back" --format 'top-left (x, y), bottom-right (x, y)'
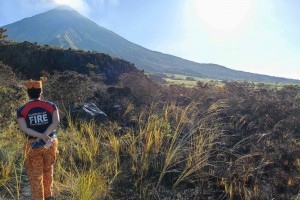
top-left (18, 100), bottom-right (57, 137)
top-left (17, 80), bottom-right (59, 200)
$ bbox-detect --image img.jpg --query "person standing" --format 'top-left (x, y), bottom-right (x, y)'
top-left (17, 80), bottom-right (59, 200)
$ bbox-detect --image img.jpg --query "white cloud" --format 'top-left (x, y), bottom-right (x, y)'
top-left (90, 0), bottom-right (120, 6)
top-left (51, 0), bottom-right (120, 14)
top-left (52, 0), bottom-right (89, 13)
top-left (16, 0), bottom-right (121, 16)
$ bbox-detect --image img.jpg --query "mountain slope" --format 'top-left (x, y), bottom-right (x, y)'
top-left (0, 40), bottom-right (141, 84)
top-left (3, 6), bottom-right (300, 83)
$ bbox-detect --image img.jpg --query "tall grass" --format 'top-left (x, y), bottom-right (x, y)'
top-left (0, 102), bottom-right (223, 199)
top-left (0, 122), bottom-right (26, 200)
top-left (2, 98), bottom-right (298, 199)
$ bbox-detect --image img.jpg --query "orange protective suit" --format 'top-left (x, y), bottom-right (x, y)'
top-left (24, 137), bottom-right (59, 200)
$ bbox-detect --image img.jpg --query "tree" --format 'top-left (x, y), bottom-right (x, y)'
top-left (0, 28), bottom-right (7, 40)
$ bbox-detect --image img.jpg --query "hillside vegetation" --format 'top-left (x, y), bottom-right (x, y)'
top-left (0, 40), bottom-right (141, 83)
top-left (0, 42), bottom-right (299, 199)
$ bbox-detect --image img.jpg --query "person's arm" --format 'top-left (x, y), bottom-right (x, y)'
top-left (17, 117), bottom-right (50, 142)
top-left (44, 109), bottom-right (60, 136)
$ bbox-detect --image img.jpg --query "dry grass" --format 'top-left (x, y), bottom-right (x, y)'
top-left (0, 102), bottom-right (224, 199)
top-left (0, 63), bottom-right (299, 199)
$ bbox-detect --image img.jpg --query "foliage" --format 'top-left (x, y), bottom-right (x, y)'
top-left (0, 64), bottom-right (27, 128)
top-left (0, 41), bottom-right (140, 83)
top-left (0, 28), bottom-right (7, 41)
top-left (0, 46), bottom-right (299, 199)
top-left (118, 73), bottom-right (161, 105)
top-left (42, 71), bottom-right (105, 106)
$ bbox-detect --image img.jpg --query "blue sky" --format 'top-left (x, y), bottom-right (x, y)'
top-left (1, 0), bottom-right (299, 80)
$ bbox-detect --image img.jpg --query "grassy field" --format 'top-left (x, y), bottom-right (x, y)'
top-left (146, 72), bottom-right (222, 87)
top-left (0, 104), bottom-right (221, 199)
top-left (164, 75), bottom-right (216, 87)
top-left (149, 72), bottom-right (300, 88)
top-left (0, 64), bottom-right (300, 199)
top-left (1, 99), bottom-right (299, 199)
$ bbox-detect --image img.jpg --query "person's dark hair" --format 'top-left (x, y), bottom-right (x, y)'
top-left (27, 88), bottom-right (42, 99)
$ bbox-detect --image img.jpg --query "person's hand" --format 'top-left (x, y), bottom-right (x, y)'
top-left (40, 134), bottom-right (51, 143)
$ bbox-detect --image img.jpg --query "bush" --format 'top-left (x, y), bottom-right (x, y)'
top-left (185, 76), bottom-right (195, 81)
